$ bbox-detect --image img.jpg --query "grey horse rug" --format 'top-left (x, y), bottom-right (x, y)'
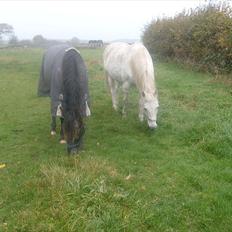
top-left (38, 44), bottom-right (90, 117)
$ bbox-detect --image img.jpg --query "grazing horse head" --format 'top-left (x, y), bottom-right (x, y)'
top-left (63, 109), bottom-right (85, 154)
top-left (142, 91), bottom-right (159, 129)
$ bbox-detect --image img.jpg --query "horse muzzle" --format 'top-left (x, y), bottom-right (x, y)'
top-left (147, 120), bottom-right (157, 130)
top-left (67, 133), bottom-right (84, 154)
top-left (67, 143), bottom-right (80, 155)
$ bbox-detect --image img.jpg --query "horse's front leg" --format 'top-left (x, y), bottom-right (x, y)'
top-left (139, 97), bottom-right (144, 122)
top-left (50, 116), bottom-right (56, 135)
top-left (122, 82), bottom-right (130, 117)
top-left (59, 117), bottom-right (66, 144)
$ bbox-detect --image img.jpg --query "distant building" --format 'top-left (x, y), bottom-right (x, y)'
top-left (88, 40), bottom-right (103, 48)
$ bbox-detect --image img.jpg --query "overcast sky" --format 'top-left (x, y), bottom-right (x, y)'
top-left (1, 0), bottom-right (207, 41)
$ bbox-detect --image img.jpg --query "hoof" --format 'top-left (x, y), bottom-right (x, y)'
top-left (51, 131), bottom-right (56, 136)
top-left (60, 139), bottom-right (66, 144)
top-left (122, 113), bottom-right (127, 119)
top-left (139, 116), bottom-right (144, 122)
top-left (113, 105), bottom-right (118, 111)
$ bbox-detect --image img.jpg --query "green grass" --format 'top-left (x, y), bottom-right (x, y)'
top-left (0, 47), bottom-right (232, 232)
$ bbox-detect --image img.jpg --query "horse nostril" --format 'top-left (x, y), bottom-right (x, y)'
top-left (70, 148), bottom-right (78, 155)
top-left (67, 146), bottom-right (78, 155)
top-left (149, 126), bottom-right (156, 130)
top-left (148, 121), bottom-right (157, 130)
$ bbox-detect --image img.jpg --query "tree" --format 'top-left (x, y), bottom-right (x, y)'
top-left (70, 37), bottom-right (80, 46)
top-left (33, 34), bottom-right (46, 47)
top-left (0, 23), bottom-right (14, 40)
top-left (8, 35), bottom-right (18, 45)
top-left (18, 39), bottom-right (32, 47)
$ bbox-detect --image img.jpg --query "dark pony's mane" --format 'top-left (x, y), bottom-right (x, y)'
top-left (62, 49), bottom-right (84, 145)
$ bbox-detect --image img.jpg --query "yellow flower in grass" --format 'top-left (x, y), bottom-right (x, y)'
top-left (0, 164), bottom-right (6, 169)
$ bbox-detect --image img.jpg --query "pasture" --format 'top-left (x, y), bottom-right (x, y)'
top-left (0, 47), bottom-right (232, 231)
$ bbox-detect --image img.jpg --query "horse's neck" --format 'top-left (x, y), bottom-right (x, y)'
top-left (133, 70), bottom-right (156, 95)
top-left (129, 49), bottom-right (156, 95)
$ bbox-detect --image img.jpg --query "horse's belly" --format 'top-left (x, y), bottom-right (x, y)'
top-left (107, 63), bottom-right (133, 84)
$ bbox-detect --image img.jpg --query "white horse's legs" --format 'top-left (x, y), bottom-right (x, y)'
top-left (139, 97), bottom-right (144, 122)
top-left (122, 81), bottom-right (130, 116)
top-left (109, 78), bottom-right (119, 111)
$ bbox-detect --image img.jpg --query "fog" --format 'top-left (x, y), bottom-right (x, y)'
top-left (1, 0), bottom-right (206, 41)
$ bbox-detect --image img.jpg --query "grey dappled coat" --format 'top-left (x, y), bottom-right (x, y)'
top-left (38, 44), bottom-right (89, 117)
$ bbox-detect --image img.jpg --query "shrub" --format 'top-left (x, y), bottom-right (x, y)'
top-left (142, 2), bottom-right (232, 74)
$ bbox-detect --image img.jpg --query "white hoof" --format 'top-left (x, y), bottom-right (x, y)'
top-left (122, 112), bottom-right (127, 118)
top-left (113, 105), bottom-right (118, 111)
top-left (51, 131), bottom-right (56, 136)
top-left (139, 115), bottom-right (144, 122)
top-left (60, 139), bottom-right (66, 144)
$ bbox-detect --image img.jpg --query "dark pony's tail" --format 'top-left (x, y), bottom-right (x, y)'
top-left (62, 49), bottom-right (84, 144)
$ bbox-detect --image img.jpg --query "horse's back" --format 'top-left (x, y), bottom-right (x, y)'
top-left (104, 42), bottom-right (132, 82)
top-left (38, 44), bottom-right (70, 97)
top-left (104, 42), bottom-right (130, 62)
top-left (38, 44), bottom-right (89, 117)
top-left (103, 42), bottom-right (155, 89)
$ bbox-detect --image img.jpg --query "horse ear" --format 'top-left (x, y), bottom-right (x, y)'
top-left (142, 91), bottom-right (145, 97)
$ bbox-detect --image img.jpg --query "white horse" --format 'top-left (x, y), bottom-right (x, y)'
top-left (103, 42), bottom-right (159, 129)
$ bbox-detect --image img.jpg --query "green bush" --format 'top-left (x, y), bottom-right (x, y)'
top-left (142, 2), bottom-right (232, 74)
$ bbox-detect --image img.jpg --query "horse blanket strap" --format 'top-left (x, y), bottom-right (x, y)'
top-left (56, 94), bottom-right (64, 117)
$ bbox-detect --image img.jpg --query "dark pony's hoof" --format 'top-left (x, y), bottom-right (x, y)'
top-left (51, 130), bottom-right (56, 136)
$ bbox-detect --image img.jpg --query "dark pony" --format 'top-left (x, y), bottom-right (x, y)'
top-left (38, 45), bottom-right (90, 154)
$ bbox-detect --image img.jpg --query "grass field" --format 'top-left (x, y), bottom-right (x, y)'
top-left (0, 47), bottom-right (232, 231)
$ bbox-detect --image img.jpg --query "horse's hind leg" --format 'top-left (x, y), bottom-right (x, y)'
top-left (139, 97), bottom-right (144, 122)
top-left (122, 81), bottom-right (130, 116)
top-left (108, 77), bottom-right (119, 111)
top-left (59, 117), bottom-right (66, 144)
top-left (50, 116), bottom-right (56, 135)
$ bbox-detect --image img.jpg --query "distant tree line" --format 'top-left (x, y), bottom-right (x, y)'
top-left (1, 23), bottom-right (105, 49)
top-left (0, 24), bottom-right (81, 48)
top-left (142, 2), bottom-right (232, 74)
top-left (31, 35), bottom-right (81, 48)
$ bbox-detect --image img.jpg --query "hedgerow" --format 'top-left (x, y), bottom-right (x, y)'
top-left (142, 2), bottom-right (232, 74)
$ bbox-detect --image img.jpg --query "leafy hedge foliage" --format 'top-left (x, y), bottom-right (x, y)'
top-left (142, 3), bottom-right (232, 74)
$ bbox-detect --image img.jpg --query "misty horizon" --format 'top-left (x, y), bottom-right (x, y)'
top-left (2, 1), bottom-right (206, 42)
